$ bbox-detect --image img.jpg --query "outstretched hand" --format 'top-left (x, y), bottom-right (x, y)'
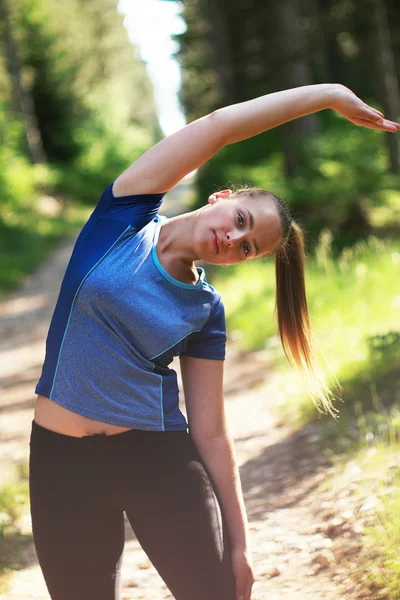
top-left (331, 84), bottom-right (400, 132)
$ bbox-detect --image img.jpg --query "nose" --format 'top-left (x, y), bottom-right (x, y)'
top-left (225, 231), bottom-right (244, 248)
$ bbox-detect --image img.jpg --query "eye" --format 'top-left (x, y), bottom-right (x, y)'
top-left (243, 242), bottom-right (250, 256)
top-left (237, 212), bottom-right (244, 227)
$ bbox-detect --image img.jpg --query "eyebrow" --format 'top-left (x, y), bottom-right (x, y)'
top-left (245, 208), bottom-right (259, 256)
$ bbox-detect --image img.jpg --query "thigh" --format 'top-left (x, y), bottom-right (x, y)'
top-left (29, 423), bottom-right (125, 600)
top-left (124, 432), bottom-right (236, 600)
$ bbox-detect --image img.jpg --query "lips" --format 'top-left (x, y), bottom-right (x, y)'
top-left (213, 231), bottom-right (220, 253)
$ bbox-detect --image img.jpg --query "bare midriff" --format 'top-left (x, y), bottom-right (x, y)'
top-left (34, 395), bottom-right (133, 437)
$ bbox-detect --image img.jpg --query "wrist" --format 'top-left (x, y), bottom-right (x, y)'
top-left (231, 536), bottom-right (251, 553)
top-left (325, 83), bottom-right (348, 110)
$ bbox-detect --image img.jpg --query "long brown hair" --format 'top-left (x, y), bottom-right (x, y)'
top-left (232, 187), bottom-right (341, 417)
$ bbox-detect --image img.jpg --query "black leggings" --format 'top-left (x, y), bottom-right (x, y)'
top-left (29, 420), bottom-right (236, 600)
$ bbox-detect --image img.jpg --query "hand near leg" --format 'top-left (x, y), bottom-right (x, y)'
top-left (231, 546), bottom-right (255, 600)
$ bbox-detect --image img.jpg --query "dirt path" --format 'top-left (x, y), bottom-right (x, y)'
top-left (0, 190), bottom-right (370, 599)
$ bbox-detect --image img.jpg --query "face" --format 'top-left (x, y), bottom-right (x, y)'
top-left (193, 190), bottom-right (284, 266)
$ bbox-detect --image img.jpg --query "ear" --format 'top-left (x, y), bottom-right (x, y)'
top-left (208, 189), bottom-right (232, 205)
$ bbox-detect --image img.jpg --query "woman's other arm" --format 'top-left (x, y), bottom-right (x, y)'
top-left (215, 83), bottom-right (399, 145)
top-left (113, 83), bottom-right (399, 196)
top-left (180, 355), bottom-right (255, 600)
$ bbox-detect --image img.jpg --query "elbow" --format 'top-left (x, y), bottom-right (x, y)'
top-left (190, 429), bottom-right (233, 461)
top-left (189, 423), bottom-right (231, 447)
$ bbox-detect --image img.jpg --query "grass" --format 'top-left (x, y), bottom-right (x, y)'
top-left (316, 441), bottom-right (400, 598)
top-left (361, 446), bottom-right (400, 597)
top-left (0, 462), bottom-right (32, 592)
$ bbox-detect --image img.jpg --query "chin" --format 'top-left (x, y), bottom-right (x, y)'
top-left (205, 257), bottom-right (227, 266)
top-left (197, 253), bottom-right (217, 266)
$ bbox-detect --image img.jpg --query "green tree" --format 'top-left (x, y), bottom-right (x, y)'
top-left (0, 0), bottom-right (46, 163)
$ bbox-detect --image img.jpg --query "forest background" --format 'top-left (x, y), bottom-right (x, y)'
top-left (1, 0), bottom-right (400, 596)
top-left (1, 0), bottom-right (399, 287)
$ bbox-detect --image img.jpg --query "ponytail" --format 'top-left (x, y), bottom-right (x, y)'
top-left (231, 186), bottom-right (341, 417)
top-left (275, 221), bottom-right (341, 417)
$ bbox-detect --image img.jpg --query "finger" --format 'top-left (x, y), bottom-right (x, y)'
top-left (377, 119), bottom-right (399, 131)
top-left (244, 573), bottom-right (254, 600)
top-left (236, 582), bottom-right (245, 600)
top-left (386, 119), bottom-right (400, 129)
top-left (364, 104), bottom-right (384, 118)
top-left (348, 117), bottom-right (384, 129)
top-left (236, 577), bottom-right (247, 600)
top-left (360, 107), bottom-right (386, 125)
top-left (351, 116), bottom-right (398, 131)
top-left (236, 572), bottom-right (252, 600)
top-left (360, 107), bottom-right (400, 129)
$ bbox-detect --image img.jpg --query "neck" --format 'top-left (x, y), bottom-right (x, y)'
top-left (157, 209), bottom-right (201, 264)
top-left (156, 208), bottom-right (203, 284)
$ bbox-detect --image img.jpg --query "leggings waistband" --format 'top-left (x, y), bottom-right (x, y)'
top-left (30, 419), bottom-right (188, 447)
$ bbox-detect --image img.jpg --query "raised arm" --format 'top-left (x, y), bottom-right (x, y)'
top-left (113, 83), bottom-right (400, 196)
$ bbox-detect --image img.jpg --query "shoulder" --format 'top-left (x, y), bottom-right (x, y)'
top-left (207, 288), bottom-right (225, 321)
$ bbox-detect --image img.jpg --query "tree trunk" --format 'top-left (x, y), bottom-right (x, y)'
top-left (0, 0), bottom-right (46, 164)
top-left (302, 0), bottom-right (330, 82)
top-left (268, 0), bottom-right (319, 177)
top-left (369, 0), bottom-right (400, 174)
top-left (200, 0), bottom-right (246, 106)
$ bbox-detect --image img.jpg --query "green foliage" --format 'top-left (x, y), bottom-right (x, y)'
top-left (0, 212), bottom-right (89, 296)
top-left (55, 121), bottom-right (152, 203)
top-left (0, 463), bottom-right (31, 589)
top-left (5, 0), bottom-right (161, 163)
top-left (0, 116), bottom-right (144, 294)
top-left (0, 480), bottom-right (28, 537)
top-left (0, 0), bottom-right (162, 294)
top-left (0, 153), bottom-right (90, 295)
top-left (1, 0), bottom-right (160, 166)
top-left (366, 481), bottom-right (400, 599)
top-left (367, 332), bottom-right (400, 365)
top-left (12, 0), bottom-right (85, 161)
top-left (0, 462), bottom-right (29, 537)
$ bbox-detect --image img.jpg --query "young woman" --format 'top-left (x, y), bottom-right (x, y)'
top-left (31, 83), bottom-right (399, 600)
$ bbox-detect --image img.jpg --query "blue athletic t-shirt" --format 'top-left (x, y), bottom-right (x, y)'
top-left (35, 182), bottom-right (226, 431)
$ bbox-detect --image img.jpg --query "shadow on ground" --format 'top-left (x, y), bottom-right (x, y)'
top-left (238, 422), bottom-right (329, 522)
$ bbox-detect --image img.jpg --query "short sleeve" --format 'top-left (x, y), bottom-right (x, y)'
top-left (90, 182), bottom-right (167, 231)
top-left (181, 297), bottom-right (227, 360)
